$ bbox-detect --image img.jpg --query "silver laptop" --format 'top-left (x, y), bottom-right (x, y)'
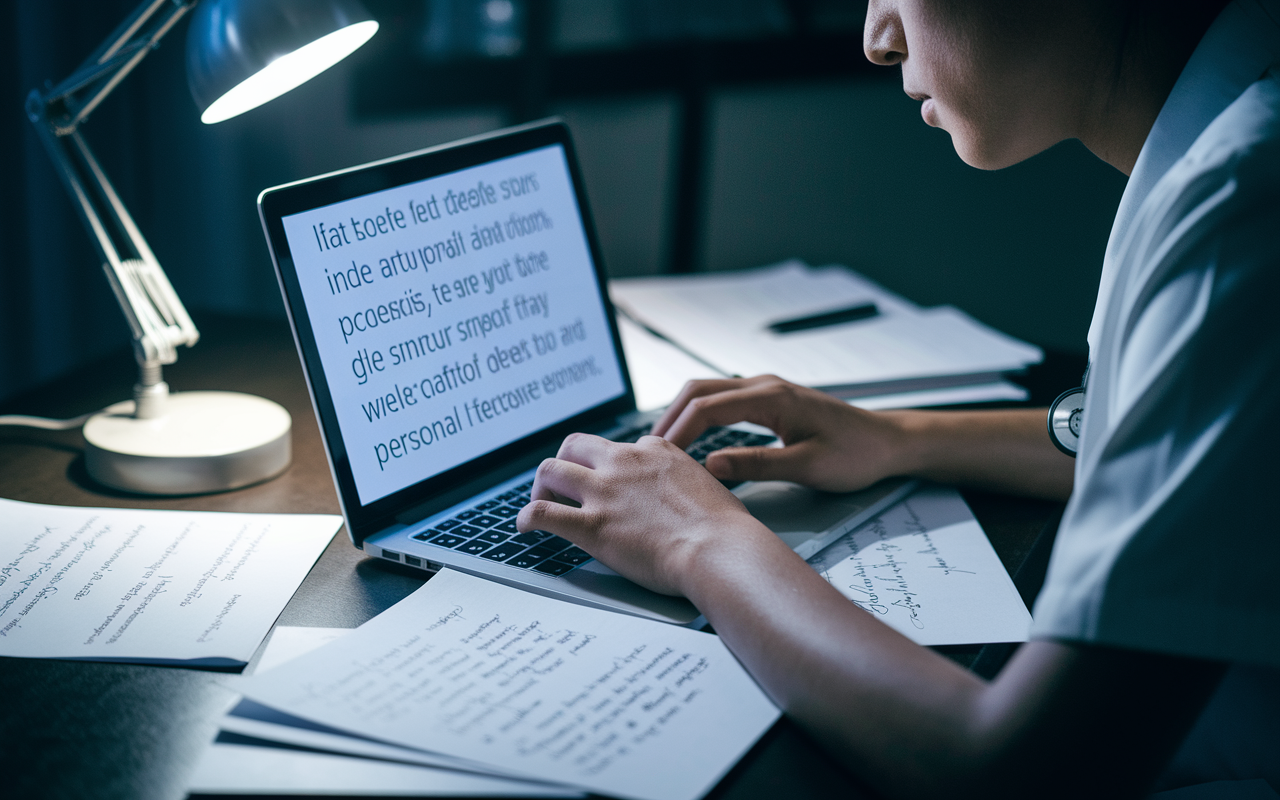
top-left (258, 119), bottom-right (914, 624)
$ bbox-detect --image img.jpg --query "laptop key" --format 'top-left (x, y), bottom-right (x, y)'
top-left (481, 543), bottom-right (527, 562)
top-left (478, 531), bottom-right (510, 544)
top-left (540, 536), bottom-right (572, 553)
top-left (511, 530), bottom-right (548, 546)
top-left (412, 529), bottom-right (441, 542)
top-left (496, 520), bottom-right (519, 533)
top-left (516, 481), bottom-right (534, 491)
top-left (470, 514), bottom-right (502, 528)
top-left (428, 533), bottom-right (469, 548)
top-left (457, 510), bottom-right (480, 520)
top-left (523, 543), bottom-right (562, 561)
top-left (497, 490), bottom-right (520, 501)
top-left (436, 519), bottom-right (462, 531)
top-left (476, 500), bottom-right (502, 511)
top-left (510, 495), bottom-right (531, 507)
top-left (553, 547), bottom-right (592, 565)
top-left (453, 524), bottom-right (483, 537)
top-left (505, 550), bottom-right (547, 569)
top-left (458, 539), bottom-right (493, 555)
top-left (532, 559), bottom-right (575, 576)
top-left (492, 506), bottom-right (519, 518)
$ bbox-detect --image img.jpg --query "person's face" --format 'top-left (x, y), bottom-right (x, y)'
top-left (865, 0), bottom-right (1099, 169)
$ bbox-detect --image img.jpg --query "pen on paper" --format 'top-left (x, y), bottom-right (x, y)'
top-left (766, 302), bottom-right (880, 334)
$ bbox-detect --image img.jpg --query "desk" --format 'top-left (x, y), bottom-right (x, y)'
top-left (0, 315), bottom-right (1076, 800)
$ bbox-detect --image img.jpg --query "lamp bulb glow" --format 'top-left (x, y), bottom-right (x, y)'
top-left (201, 20), bottom-right (378, 124)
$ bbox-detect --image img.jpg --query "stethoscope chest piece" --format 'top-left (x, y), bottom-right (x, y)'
top-left (1048, 387), bottom-right (1086, 457)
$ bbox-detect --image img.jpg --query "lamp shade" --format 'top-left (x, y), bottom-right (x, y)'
top-left (187, 0), bottom-right (378, 124)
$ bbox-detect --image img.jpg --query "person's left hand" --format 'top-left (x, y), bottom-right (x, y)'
top-left (515, 432), bottom-right (775, 597)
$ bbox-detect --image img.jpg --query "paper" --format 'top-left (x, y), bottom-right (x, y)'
top-left (188, 741), bottom-right (583, 797)
top-left (253, 625), bottom-right (354, 674)
top-left (618, 308), bottom-right (1028, 412)
top-left (616, 315), bottom-right (720, 411)
top-left (610, 261), bottom-right (1042, 393)
top-left (226, 626), bottom-right (575, 784)
top-left (808, 485), bottom-right (1032, 646)
top-left (847, 380), bottom-right (1028, 410)
top-left (237, 569), bottom-right (781, 800)
top-left (0, 498), bottom-right (339, 665)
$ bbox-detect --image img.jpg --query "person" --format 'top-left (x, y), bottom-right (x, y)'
top-left (516, 1), bottom-right (1280, 796)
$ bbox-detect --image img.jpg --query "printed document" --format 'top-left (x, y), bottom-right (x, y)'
top-left (237, 569), bottom-right (781, 800)
top-left (0, 498), bottom-right (339, 664)
top-left (808, 485), bottom-right (1032, 645)
top-left (610, 260), bottom-right (1042, 394)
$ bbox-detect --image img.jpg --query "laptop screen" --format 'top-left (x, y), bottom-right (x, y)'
top-left (273, 137), bottom-right (628, 508)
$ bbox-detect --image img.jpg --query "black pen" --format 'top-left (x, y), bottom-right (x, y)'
top-left (766, 302), bottom-right (880, 334)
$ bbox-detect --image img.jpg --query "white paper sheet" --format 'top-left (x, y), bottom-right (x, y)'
top-left (0, 498), bottom-right (340, 664)
top-left (226, 627), bottom-right (573, 784)
top-left (807, 485), bottom-right (1032, 646)
top-left (847, 380), bottom-right (1028, 410)
top-left (616, 315), bottom-right (719, 411)
top-left (610, 261), bottom-right (1042, 392)
top-left (188, 742), bottom-right (583, 797)
top-left (237, 569), bottom-right (781, 800)
top-left (253, 626), bottom-right (354, 674)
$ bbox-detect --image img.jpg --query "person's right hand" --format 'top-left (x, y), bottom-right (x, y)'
top-left (650, 375), bottom-right (911, 492)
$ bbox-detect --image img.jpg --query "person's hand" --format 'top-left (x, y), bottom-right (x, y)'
top-left (651, 375), bottom-right (908, 492)
top-left (515, 432), bottom-right (778, 597)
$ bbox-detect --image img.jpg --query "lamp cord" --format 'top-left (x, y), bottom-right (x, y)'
top-left (0, 411), bottom-right (102, 431)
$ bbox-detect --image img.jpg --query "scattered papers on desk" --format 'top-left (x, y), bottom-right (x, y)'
top-left (195, 626), bottom-right (584, 796)
top-left (807, 485), bottom-right (1031, 646)
top-left (610, 260), bottom-right (1042, 408)
top-left (0, 498), bottom-right (339, 665)
top-left (189, 743), bottom-right (583, 797)
top-left (235, 569), bottom-right (781, 800)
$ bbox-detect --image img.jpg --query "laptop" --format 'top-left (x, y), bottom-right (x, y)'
top-left (258, 119), bottom-right (914, 625)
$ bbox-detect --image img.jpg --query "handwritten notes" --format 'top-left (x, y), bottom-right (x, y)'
top-left (0, 498), bottom-right (339, 664)
top-left (238, 569), bottom-right (780, 800)
top-left (807, 485), bottom-right (1032, 645)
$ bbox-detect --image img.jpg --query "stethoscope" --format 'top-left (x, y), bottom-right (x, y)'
top-left (1047, 364), bottom-right (1089, 457)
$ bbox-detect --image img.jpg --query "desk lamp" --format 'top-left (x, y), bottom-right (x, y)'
top-left (23, 0), bottom-right (378, 495)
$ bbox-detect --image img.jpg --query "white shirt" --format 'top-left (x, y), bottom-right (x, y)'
top-left (1030, 0), bottom-right (1280, 670)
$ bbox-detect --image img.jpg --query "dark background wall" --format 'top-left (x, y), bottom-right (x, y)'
top-left (0, 0), bottom-right (1126, 408)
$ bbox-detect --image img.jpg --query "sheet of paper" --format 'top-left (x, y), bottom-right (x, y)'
top-left (847, 380), bottom-right (1028, 410)
top-left (253, 625), bottom-right (354, 674)
top-left (238, 569), bottom-right (781, 800)
top-left (615, 315), bottom-right (719, 411)
top-left (231, 628), bottom-right (564, 781)
top-left (188, 741), bottom-right (583, 797)
top-left (807, 485), bottom-right (1031, 646)
top-left (610, 261), bottom-right (1042, 391)
top-left (0, 498), bottom-right (340, 665)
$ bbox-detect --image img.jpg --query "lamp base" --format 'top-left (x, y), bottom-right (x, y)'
top-left (83, 391), bottom-right (292, 495)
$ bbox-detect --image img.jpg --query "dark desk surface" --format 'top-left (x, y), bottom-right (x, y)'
top-left (0, 316), bottom-right (1077, 800)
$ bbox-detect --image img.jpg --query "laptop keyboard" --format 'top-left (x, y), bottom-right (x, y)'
top-left (407, 426), bottom-right (776, 576)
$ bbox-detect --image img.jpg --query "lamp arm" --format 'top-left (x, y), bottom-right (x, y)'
top-left (26, 0), bottom-right (200, 417)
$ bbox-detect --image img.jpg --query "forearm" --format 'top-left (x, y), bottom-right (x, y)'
top-left (680, 520), bottom-right (1221, 800)
top-left (682, 523), bottom-right (990, 798)
top-left (885, 408), bottom-right (1074, 501)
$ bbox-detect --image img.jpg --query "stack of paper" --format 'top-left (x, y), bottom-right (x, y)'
top-left (611, 260), bottom-right (1042, 411)
top-left (198, 569), bottom-right (781, 800)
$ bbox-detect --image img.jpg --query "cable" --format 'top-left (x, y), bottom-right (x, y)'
top-left (0, 410), bottom-right (102, 431)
